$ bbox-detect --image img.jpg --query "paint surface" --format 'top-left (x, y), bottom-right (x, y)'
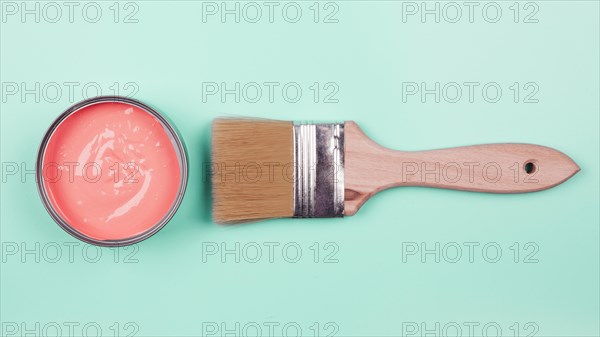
top-left (42, 102), bottom-right (182, 241)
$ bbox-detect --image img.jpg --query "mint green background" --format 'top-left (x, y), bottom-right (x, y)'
top-left (1, 1), bottom-right (599, 336)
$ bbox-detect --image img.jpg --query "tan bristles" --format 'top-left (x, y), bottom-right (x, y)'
top-left (211, 118), bottom-right (294, 223)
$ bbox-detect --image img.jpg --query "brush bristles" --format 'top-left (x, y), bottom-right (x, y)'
top-left (211, 118), bottom-right (294, 223)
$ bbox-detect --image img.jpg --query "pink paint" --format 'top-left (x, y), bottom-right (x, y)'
top-left (41, 101), bottom-right (183, 242)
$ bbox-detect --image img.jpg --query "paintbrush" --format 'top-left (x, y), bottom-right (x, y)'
top-left (211, 118), bottom-right (579, 224)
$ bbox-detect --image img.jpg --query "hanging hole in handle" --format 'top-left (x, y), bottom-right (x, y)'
top-left (524, 162), bottom-right (536, 174)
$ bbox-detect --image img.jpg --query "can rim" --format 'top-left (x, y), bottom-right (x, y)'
top-left (36, 96), bottom-right (189, 247)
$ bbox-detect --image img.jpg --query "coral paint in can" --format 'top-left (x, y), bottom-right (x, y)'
top-left (37, 96), bottom-right (188, 246)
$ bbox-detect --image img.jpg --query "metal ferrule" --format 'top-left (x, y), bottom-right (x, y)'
top-left (293, 122), bottom-right (344, 218)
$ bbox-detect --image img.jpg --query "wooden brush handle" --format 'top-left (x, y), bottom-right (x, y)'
top-left (344, 122), bottom-right (580, 216)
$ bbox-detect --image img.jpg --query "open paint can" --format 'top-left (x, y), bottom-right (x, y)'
top-left (36, 96), bottom-right (188, 246)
